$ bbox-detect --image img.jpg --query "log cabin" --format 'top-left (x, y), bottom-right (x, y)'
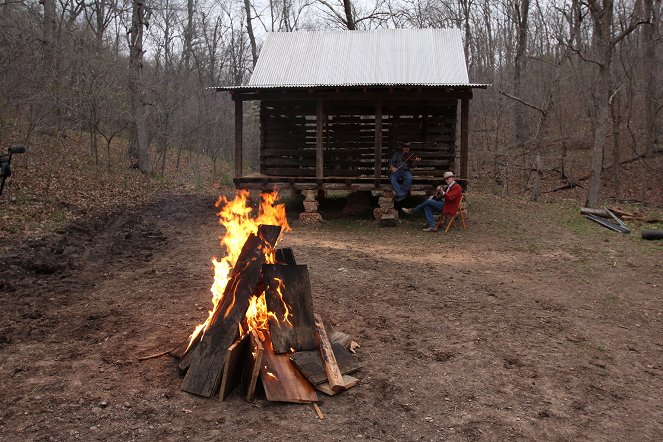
top-left (216, 28), bottom-right (487, 220)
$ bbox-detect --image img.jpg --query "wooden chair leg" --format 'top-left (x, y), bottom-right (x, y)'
top-left (444, 214), bottom-right (457, 234)
top-left (459, 209), bottom-right (467, 230)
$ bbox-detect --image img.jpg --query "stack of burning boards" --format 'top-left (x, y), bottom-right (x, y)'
top-left (173, 224), bottom-right (361, 402)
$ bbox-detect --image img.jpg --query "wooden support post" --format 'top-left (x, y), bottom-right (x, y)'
top-left (181, 224), bottom-right (281, 397)
top-left (316, 97), bottom-right (324, 181)
top-left (460, 97), bottom-right (469, 180)
top-left (313, 313), bottom-right (345, 393)
top-left (374, 99), bottom-right (383, 182)
top-left (234, 98), bottom-right (243, 178)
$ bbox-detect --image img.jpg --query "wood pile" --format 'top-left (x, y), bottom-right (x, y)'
top-left (173, 224), bottom-right (361, 403)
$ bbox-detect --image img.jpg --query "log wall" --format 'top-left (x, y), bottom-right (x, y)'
top-left (260, 100), bottom-right (458, 178)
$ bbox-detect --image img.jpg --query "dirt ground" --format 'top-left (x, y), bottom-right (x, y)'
top-left (0, 190), bottom-right (661, 441)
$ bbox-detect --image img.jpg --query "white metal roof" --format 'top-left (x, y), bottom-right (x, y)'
top-left (245, 28), bottom-right (483, 88)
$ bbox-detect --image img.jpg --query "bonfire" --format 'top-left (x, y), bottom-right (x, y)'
top-left (171, 190), bottom-right (360, 409)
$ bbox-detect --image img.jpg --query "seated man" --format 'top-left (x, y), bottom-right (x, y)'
top-left (389, 142), bottom-right (420, 202)
top-left (402, 171), bottom-right (462, 231)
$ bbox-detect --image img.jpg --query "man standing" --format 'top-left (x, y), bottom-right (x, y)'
top-left (389, 142), bottom-right (420, 202)
top-left (402, 171), bottom-right (462, 231)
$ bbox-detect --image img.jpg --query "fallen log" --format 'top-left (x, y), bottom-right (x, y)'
top-left (580, 208), bottom-right (612, 218)
top-left (181, 224), bottom-right (282, 397)
top-left (263, 264), bottom-right (317, 354)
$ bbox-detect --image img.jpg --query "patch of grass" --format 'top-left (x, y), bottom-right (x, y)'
top-left (571, 337), bottom-right (608, 353)
top-left (604, 293), bottom-right (620, 305)
top-left (593, 344), bottom-right (607, 352)
top-left (565, 213), bottom-right (597, 235)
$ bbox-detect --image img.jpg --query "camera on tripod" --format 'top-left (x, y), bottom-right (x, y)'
top-left (0, 145), bottom-right (27, 197)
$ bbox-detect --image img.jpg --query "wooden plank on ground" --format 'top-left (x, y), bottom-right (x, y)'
top-left (314, 313), bottom-right (345, 392)
top-left (263, 264), bottom-right (317, 354)
top-left (241, 330), bottom-right (264, 402)
top-left (260, 332), bottom-right (318, 403)
top-left (181, 224), bottom-right (282, 397)
top-left (316, 375), bottom-right (359, 396)
top-left (290, 342), bottom-right (362, 385)
top-left (219, 334), bottom-right (249, 401)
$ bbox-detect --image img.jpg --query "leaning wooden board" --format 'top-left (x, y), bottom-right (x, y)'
top-left (219, 334), bottom-right (249, 401)
top-left (263, 264), bottom-right (317, 354)
top-left (242, 330), bottom-right (264, 402)
top-left (289, 343), bottom-right (362, 386)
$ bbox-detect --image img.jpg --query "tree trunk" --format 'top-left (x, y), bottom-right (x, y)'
top-left (40, 0), bottom-right (56, 74)
top-left (586, 64), bottom-right (610, 208)
top-left (610, 91), bottom-right (621, 199)
top-left (244, 0), bottom-right (258, 67)
top-left (585, 1), bottom-right (614, 208)
top-left (643, 0), bottom-right (658, 158)
top-left (513, 0), bottom-right (530, 157)
top-left (94, 0), bottom-right (105, 52)
top-left (128, 0), bottom-right (152, 175)
top-left (531, 152), bottom-right (542, 200)
top-left (343, 0), bottom-right (355, 30)
top-left (184, 0), bottom-right (194, 71)
top-left (641, 0), bottom-right (659, 203)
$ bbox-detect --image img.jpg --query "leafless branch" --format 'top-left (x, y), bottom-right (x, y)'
top-left (498, 90), bottom-right (546, 116)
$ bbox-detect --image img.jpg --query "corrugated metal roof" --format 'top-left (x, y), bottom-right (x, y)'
top-left (244, 28), bottom-right (480, 88)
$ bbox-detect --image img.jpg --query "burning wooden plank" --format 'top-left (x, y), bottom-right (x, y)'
top-left (260, 332), bottom-right (318, 403)
top-left (263, 264), bottom-right (317, 354)
top-left (275, 247), bottom-right (297, 264)
top-left (181, 224), bottom-right (282, 397)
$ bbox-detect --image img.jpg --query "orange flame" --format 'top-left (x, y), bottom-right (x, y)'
top-left (187, 190), bottom-right (291, 349)
top-left (242, 277), bottom-right (294, 341)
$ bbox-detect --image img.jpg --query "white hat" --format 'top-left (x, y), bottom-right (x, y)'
top-left (443, 171), bottom-right (455, 179)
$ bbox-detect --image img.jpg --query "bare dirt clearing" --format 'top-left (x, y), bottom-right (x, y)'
top-left (1, 191), bottom-right (661, 441)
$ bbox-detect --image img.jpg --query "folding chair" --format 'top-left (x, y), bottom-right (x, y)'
top-left (435, 194), bottom-right (468, 233)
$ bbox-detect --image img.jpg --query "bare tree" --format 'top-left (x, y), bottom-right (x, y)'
top-left (582, 0), bottom-right (645, 207)
top-left (128, 0), bottom-right (153, 174)
top-left (244, 0), bottom-right (258, 66)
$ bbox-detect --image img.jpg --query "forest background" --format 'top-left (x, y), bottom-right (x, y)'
top-left (0, 0), bottom-right (662, 221)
